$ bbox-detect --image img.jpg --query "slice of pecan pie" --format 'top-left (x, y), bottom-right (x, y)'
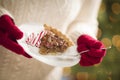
top-left (39, 24), bottom-right (73, 55)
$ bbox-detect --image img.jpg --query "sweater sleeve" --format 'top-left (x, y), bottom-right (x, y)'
top-left (0, 7), bottom-right (13, 19)
top-left (67, 0), bottom-right (102, 44)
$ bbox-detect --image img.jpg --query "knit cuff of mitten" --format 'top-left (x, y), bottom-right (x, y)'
top-left (67, 21), bottom-right (98, 44)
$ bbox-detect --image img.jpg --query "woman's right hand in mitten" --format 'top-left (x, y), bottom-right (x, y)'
top-left (0, 15), bottom-right (32, 58)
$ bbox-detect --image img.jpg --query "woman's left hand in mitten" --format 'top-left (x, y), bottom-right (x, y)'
top-left (0, 15), bottom-right (32, 58)
top-left (77, 34), bottom-right (106, 66)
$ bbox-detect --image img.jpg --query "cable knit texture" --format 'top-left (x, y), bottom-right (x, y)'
top-left (0, 0), bottom-right (102, 80)
top-left (0, 0), bottom-right (82, 80)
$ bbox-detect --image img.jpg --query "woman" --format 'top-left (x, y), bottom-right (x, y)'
top-left (0, 0), bottom-right (106, 80)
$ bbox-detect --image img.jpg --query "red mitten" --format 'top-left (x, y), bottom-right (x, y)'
top-left (77, 34), bottom-right (106, 66)
top-left (0, 15), bottom-right (32, 58)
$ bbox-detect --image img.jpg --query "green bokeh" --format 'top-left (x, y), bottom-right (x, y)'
top-left (71, 0), bottom-right (120, 80)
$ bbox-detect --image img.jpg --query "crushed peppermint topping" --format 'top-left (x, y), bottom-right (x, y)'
top-left (26, 30), bottom-right (47, 47)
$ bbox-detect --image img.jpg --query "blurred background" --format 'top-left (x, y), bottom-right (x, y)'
top-left (62, 0), bottom-right (120, 80)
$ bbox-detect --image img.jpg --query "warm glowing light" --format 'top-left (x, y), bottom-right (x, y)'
top-left (112, 35), bottom-right (120, 47)
top-left (112, 3), bottom-right (120, 15)
top-left (76, 72), bottom-right (88, 80)
top-left (101, 38), bottom-right (112, 47)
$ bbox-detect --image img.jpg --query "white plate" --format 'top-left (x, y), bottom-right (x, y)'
top-left (17, 23), bottom-right (80, 67)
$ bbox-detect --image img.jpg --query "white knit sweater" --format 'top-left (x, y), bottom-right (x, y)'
top-left (0, 0), bottom-right (101, 80)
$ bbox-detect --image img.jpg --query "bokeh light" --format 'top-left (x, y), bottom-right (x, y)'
top-left (76, 72), bottom-right (88, 80)
top-left (111, 3), bottom-right (120, 15)
top-left (112, 35), bottom-right (120, 47)
top-left (101, 38), bottom-right (112, 48)
top-left (64, 0), bottom-right (120, 80)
